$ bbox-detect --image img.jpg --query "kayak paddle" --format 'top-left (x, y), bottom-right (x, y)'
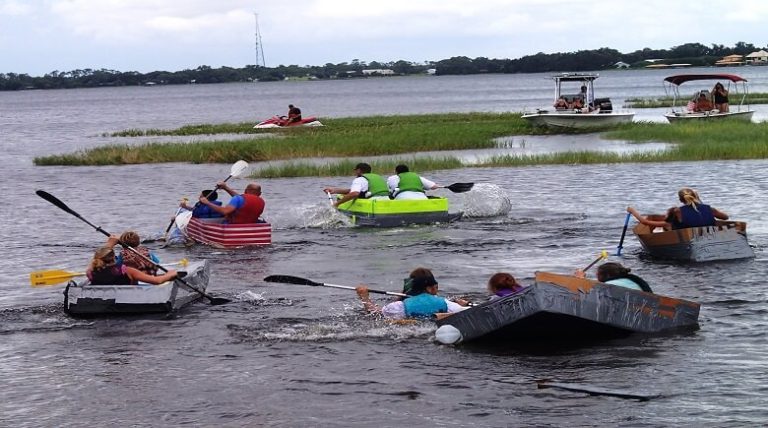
top-left (264, 274), bottom-right (408, 297)
top-left (443, 182), bottom-right (474, 193)
top-left (583, 250), bottom-right (609, 272)
top-left (615, 212), bottom-right (631, 256)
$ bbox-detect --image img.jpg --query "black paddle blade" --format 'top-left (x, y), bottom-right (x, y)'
top-left (445, 182), bottom-right (474, 193)
top-left (263, 275), bottom-right (321, 286)
top-left (208, 297), bottom-right (231, 305)
top-left (36, 190), bottom-right (79, 216)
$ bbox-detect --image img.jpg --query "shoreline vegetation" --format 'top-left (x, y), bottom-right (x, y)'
top-left (625, 92), bottom-right (768, 108)
top-left (33, 113), bottom-right (768, 177)
top-left (3, 41), bottom-right (765, 91)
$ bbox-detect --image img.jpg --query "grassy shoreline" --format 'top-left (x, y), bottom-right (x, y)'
top-left (624, 92), bottom-right (768, 108)
top-left (34, 113), bottom-right (768, 177)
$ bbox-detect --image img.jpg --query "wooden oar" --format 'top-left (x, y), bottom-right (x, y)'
top-left (443, 182), bottom-right (474, 193)
top-left (30, 259), bottom-right (189, 287)
top-left (583, 250), bottom-right (609, 272)
top-left (35, 190), bottom-right (230, 305)
top-left (167, 160), bottom-right (250, 234)
top-left (615, 212), bottom-right (631, 256)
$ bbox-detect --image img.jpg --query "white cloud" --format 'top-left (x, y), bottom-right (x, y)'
top-left (0, 0), bottom-right (33, 15)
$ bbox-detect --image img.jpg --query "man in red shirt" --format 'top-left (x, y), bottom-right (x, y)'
top-left (199, 182), bottom-right (265, 223)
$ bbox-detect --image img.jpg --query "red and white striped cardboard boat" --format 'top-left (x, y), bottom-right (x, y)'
top-left (186, 217), bottom-right (272, 248)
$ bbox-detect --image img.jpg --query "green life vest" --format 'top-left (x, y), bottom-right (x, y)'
top-left (362, 173), bottom-right (389, 197)
top-left (396, 172), bottom-right (424, 194)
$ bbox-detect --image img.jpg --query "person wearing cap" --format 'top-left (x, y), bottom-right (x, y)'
top-left (355, 267), bottom-right (469, 319)
top-left (180, 189), bottom-right (223, 219)
top-left (323, 162), bottom-right (390, 208)
top-left (386, 164), bottom-right (440, 200)
top-left (199, 181), bottom-right (265, 224)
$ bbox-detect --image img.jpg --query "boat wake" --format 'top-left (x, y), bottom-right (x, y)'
top-left (271, 202), bottom-right (352, 229)
top-left (460, 183), bottom-right (512, 218)
top-left (227, 314), bottom-right (436, 343)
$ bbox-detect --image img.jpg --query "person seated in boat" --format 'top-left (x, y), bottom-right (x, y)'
top-left (180, 190), bottom-right (224, 219)
top-left (694, 92), bottom-right (714, 112)
top-left (627, 187), bottom-right (729, 230)
top-left (386, 164), bottom-right (440, 200)
top-left (198, 182), bottom-right (266, 224)
top-left (712, 82), bottom-right (729, 112)
top-left (487, 272), bottom-right (526, 300)
top-left (575, 262), bottom-right (653, 293)
top-left (355, 267), bottom-right (469, 319)
top-left (323, 162), bottom-right (390, 208)
top-left (87, 246), bottom-right (177, 286)
top-left (102, 232), bottom-right (160, 275)
top-left (286, 104), bottom-right (302, 124)
top-left (554, 97), bottom-right (569, 110)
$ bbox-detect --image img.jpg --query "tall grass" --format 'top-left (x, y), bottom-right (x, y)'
top-left (625, 92), bottom-right (768, 108)
top-left (34, 114), bottom-right (768, 174)
top-left (37, 113), bottom-right (553, 165)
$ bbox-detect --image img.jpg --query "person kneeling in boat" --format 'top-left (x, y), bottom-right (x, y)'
top-left (87, 246), bottom-right (177, 285)
top-left (576, 262), bottom-right (653, 293)
top-left (323, 162), bottom-right (390, 208)
top-left (355, 267), bottom-right (469, 319)
top-left (199, 182), bottom-right (266, 224)
top-left (387, 164), bottom-right (440, 200)
top-left (180, 189), bottom-right (224, 219)
top-left (487, 272), bottom-right (527, 300)
top-left (627, 187), bottom-right (728, 230)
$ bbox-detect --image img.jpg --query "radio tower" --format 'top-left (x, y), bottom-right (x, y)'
top-left (254, 13), bottom-right (266, 67)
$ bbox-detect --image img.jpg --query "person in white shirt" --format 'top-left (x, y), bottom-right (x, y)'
top-left (386, 164), bottom-right (440, 200)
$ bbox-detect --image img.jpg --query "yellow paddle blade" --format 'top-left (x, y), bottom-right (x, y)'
top-left (29, 259), bottom-right (189, 287)
top-left (29, 269), bottom-right (85, 287)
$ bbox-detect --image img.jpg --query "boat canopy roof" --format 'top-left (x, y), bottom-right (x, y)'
top-left (551, 72), bottom-right (599, 82)
top-left (664, 74), bottom-right (748, 85)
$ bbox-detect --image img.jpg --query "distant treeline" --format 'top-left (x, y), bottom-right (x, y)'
top-left (2, 42), bottom-right (765, 91)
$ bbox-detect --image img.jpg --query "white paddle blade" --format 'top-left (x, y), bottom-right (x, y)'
top-left (174, 211), bottom-right (194, 232)
top-left (231, 160), bottom-right (249, 178)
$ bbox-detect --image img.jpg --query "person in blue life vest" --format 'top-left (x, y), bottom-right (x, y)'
top-left (323, 162), bottom-right (390, 208)
top-left (180, 189), bottom-right (224, 219)
top-left (386, 164), bottom-right (441, 200)
top-left (355, 267), bottom-right (469, 319)
top-left (627, 187), bottom-right (729, 230)
top-left (87, 246), bottom-right (177, 286)
top-left (486, 272), bottom-right (527, 301)
top-left (575, 262), bottom-right (653, 293)
top-left (199, 182), bottom-right (265, 224)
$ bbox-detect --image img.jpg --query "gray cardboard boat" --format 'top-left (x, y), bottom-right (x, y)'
top-left (632, 218), bottom-right (754, 262)
top-left (64, 260), bottom-right (210, 316)
top-left (435, 271), bottom-right (700, 345)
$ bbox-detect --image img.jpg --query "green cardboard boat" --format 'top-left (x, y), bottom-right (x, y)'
top-left (336, 196), bottom-right (463, 227)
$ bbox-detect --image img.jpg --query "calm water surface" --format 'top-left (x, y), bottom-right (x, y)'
top-left (1, 69), bottom-right (766, 427)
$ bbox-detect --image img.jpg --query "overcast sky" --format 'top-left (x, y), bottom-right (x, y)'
top-left (2, 0), bottom-right (767, 76)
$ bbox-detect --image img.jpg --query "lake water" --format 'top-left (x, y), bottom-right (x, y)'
top-left (1, 67), bottom-right (766, 427)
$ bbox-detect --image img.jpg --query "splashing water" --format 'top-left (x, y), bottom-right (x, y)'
top-left (460, 183), bottom-right (512, 218)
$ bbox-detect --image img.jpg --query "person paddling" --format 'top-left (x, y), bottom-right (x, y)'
top-left (87, 246), bottom-right (177, 286)
top-left (355, 267), bottom-right (469, 319)
top-left (198, 182), bottom-right (266, 224)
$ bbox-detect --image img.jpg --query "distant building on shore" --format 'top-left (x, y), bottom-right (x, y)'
top-left (746, 50), bottom-right (768, 65)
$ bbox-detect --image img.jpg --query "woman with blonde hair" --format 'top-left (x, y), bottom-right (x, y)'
top-left (87, 246), bottom-right (177, 285)
top-left (627, 187), bottom-right (729, 230)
